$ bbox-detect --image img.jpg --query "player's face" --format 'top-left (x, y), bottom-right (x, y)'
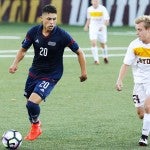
top-left (41, 13), bottom-right (57, 32)
top-left (135, 22), bottom-right (150, 44)
top-left (91, 0), bottom-right (100, 8)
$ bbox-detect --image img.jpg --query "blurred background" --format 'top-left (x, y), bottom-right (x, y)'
top-left (0, 0), bottom-right (149, 26)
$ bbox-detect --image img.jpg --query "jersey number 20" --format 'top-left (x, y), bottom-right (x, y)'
top-left (40, 47), bottom-right (48, 56)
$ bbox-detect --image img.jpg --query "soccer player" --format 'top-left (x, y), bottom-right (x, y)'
top-left (9, 5), bottom-right (87, 141)
top-left (84, 0), bottom-right (110, 65)
top-left (116, 15), bottom-right (150, 146)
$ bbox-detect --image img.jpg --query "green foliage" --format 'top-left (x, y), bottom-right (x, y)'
top-left (0, 23), bottom-right (147, 149)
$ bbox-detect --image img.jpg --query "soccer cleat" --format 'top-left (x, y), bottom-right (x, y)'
top-left (94, 61), bottom-right (100, 65)
top-left (139, 137), bottom-right (148, 146)
top-left (24, 122), bottom-right (42, 141)
top-left (104, 58), bottom-right (109, 64)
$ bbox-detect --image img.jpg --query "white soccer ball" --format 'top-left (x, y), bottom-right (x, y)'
top-left (2, 129), bottom-right (22, 149)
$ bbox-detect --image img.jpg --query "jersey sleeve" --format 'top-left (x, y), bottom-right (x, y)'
top-left (123, 41), bottom-right (136, 65)
top-left (63, 31), bottom-right (79, 52)
top-left (87, 7), bottom-right (90, 19)
top-left (22, 27), bottom-right (35, 49)
top-left (103, 6), bottom-right (110, 20)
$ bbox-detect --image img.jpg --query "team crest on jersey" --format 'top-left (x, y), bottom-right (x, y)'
top-left (48, 41), bottom-right (56, 46)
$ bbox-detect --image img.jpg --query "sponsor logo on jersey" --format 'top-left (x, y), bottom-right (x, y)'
top-left (48, 41), bottom-right (56, 46)
top-left (137, 58), bottom-right (150, 64)
top-left (35, 39), bottom-right (39, 43)
top-left (40, 89), bottom-right (45, 92)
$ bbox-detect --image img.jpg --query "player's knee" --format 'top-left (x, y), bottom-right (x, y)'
top-left (137, 107), bottom-right (144, 119)
top-left (137, 111), bottom-right (144, 119)
top-left (138, 114), bottom-right (144, 119)
top-left (26, 101), bottom-right (38, 111)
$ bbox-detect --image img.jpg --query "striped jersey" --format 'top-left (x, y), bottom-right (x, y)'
top-left (124, 38), bottom-right (150, 83)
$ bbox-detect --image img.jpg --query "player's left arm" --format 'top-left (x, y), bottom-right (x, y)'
top-left (76, 48), bottom-right (87, 82)
top-left (103, 7), bottom-right (110, 26)
top-left (104, 19), bottom-right (109, 26)
top-left (64, 32), bottom-right (87, 82)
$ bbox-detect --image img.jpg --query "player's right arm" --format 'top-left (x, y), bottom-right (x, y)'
top-left (115, 64), bottom-right (129, 91)
top-left (84, 18), bottom-right (90, 31)
top-left (9, 47), bottom-right (27, 74)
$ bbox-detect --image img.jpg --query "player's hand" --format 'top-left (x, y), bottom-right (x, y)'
top-left (115, 81), bottom-right (123, 91)
top-left (79, 75), bottom-right (87, 82)
top-left (9, 65), bottom-right (18, 74)
top-left (84, 26), bottom-right (88, 32)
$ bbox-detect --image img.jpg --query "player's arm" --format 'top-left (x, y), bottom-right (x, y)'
top-left (76, 48), bottom-right (87, 82)
top-left (9, 47), bottom-right (27, 74)
top-left (103, 7), bottom-right (110, 26)
top-left (104, 19), bottom-right (109, 26)
top-left (115, 64), bottom-right (129, 91)
top-left (99, 20), bottom-right (109, 31)
top-left (84, 18), bottom-right (90, 31)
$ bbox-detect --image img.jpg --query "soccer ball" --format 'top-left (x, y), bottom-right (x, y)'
top-left (2, 129), bottom-right (22, 149)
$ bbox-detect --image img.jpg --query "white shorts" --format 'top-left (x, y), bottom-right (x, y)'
top-left (133, 83), bottom-right (150, 107)
top-left (89, 26), bottom-right (107, 43)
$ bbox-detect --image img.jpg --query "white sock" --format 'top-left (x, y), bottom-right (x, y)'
top-left (91, 47), bottom-right (99, 62)
top-left (102, 45), bottom-right (108, 58)
top-left (142, 113), bottom-right (150, 136)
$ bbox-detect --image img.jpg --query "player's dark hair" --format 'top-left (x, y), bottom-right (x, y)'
top-left (42, 5), bottom-right (57, 14)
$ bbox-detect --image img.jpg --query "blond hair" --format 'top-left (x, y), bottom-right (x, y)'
top-left (135, 15), bottom-right (150, 29)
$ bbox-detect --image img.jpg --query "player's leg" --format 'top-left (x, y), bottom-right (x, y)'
top-left (132, 83), bottom-right (149, 146)
top-left (137, 107), bottom-right (144, 119)
top-left (139, 84), bottom-right (150, 146)
top-left (24, 77), bottom-right (42, 141)
top-left (100, 43), bottom-right (108, 63)
top-left (24, 78), bottom-right (57, 141)
top-left (133, 83), bottom-right (145, 118)
top-left (137, 84), bottom-right (150, 146)
top-left (98, 26), bottom-right (108, 63)
top-left (24, 93), bottom-right (42, 141)
top-left (90, 39), bottom-right (99, 64)
top-left (89, 29), bottom-right (99, 64)
top-left (24, 75), bottom-right (37, 123)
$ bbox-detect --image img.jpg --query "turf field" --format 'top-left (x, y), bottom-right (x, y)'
top-left (0, 23), bottom-right (148, 149)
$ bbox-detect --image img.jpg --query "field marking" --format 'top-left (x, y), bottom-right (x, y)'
top-left (0, 32), bottom-right (135, 39)
top-left (0, 36), bottom-right (21, 39)
top-left (0, 54), bottom-right (125, 58)
top-left (0, 47), bottom-right (127, 53)
top-left (0, 47), bottom-right (126, 58)
top-left (108, 31), bottom-right (135, 36)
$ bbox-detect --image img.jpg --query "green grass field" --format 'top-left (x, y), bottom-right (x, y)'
top-left (0, 23), bottom-right (148, 149)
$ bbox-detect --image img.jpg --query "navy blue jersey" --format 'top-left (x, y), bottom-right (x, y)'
top-left (22, 25), bottom-right (79, 80)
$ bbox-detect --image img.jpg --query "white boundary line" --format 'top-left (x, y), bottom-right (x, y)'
top-left (0, 47), bottom-right (127, 53)
top-left (0, 47), bottom-right (126, 58)
top-left (0, 54), bottom-right (125, 58)
top-left (0, 36), bottom-right (20, 39)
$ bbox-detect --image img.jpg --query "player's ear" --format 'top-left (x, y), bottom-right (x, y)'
top-left (40, 15), bottom-right (43, 22)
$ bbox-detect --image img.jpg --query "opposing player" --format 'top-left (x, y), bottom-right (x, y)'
top-left (116, 15), bottom-right (150, 146)
top-left (84, 0), bottom-right (110, 64)
top-left (9, 5), bottom-right (87, 141)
